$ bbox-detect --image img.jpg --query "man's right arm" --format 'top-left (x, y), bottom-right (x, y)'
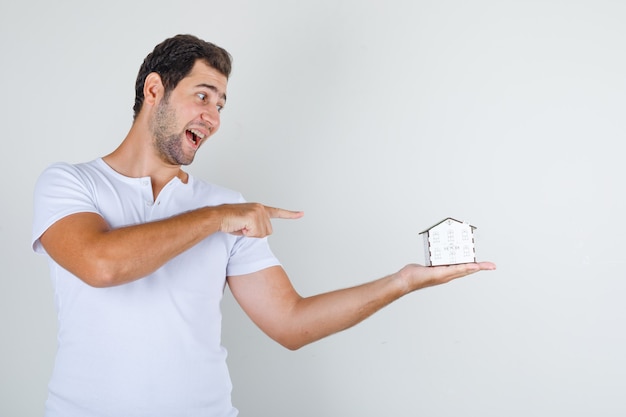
top-left (39, 204), bottom-right (302, 288)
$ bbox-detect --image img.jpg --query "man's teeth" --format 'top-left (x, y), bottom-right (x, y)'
top-left (188, 129), bottom-right (206, 144)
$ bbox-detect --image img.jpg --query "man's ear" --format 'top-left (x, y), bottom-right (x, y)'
top-left (143, 72), bottom-right (164, 107)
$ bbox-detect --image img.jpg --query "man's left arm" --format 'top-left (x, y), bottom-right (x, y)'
top-left (227, 262), bottom-right (496, 350)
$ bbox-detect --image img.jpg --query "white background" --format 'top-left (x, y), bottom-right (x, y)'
top-left (2, 1), bottom-right (625, 416)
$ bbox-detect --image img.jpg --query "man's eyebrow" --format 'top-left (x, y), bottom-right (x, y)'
top-left (196, 83), bottom-right (227, 102)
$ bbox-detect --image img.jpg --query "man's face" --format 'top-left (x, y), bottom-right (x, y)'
top-left (149, 61), bottom-right (228, 166)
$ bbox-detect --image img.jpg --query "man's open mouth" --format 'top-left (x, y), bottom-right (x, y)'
top-left (186, 128), bottom-right (206, 146)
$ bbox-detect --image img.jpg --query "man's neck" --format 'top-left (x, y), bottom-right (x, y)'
top-left (103, 123), bottom-right (188, 199)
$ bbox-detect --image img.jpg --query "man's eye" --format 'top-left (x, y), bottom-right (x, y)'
top-left (217, 104), bottom-right (224, 113)
top-left (197, 93), bottom-right (207, 101)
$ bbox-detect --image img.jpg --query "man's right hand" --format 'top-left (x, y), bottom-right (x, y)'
top-left (217, 203), bottom-right (304, 237)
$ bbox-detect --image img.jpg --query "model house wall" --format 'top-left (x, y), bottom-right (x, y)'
top-left (420, 218), bottom-right (476, 266)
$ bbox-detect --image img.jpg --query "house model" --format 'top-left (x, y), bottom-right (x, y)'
top-left (420, 218), bottom-right (477, 266)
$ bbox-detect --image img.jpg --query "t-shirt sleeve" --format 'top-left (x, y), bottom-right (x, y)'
top-left (222, 192), bottom-right (281, 277)
top-left (31, 162), bottom-right (100, 254)
top-left (226, 236), bottom-right (281, 277)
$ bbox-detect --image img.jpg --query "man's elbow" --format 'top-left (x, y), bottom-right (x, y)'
top-left (280, 340), bottom-right (305, 351)
top-left (272, 330), bottom-right (315, 351)
top-left (76, 267), bottom-right (120, 288)
top-left (73, 257), bottom-right (132, 288)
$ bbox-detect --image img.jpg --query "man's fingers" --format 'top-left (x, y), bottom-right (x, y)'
top-left (265, 206), bottom-right (304, 220)
top-left (444, 261), bottom-right (496, 277)
top-left (476, 261), bottom-right (497, 271)
top-left (418, 261), bottom-right (497, 286)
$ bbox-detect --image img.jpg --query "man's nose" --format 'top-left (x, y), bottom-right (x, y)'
top-left (201, 107), bottom-right (220, 129)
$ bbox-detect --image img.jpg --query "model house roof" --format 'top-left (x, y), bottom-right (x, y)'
top-left (419, 217), bottom-right (477, 234)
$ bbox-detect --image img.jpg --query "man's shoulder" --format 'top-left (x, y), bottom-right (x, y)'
top-left (187, 175), bottom-right (245, 204)
top-left (39, 159), bottom-right (102, 177)
top-left (36, 159), bottom-right (100, 185)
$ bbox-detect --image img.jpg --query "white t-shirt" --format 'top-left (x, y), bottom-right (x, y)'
top-left (32, 158), bottom-right (280, 417)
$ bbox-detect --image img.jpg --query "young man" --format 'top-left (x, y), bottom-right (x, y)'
top-left (32, 34), bottom-right (495, 417)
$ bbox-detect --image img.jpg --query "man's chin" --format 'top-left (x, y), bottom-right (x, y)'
top-left (181, 154), bottom-right (196, 166)
top-left (167, 151), bottom-right (196, 166)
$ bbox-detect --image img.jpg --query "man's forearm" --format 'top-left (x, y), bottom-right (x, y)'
top-left (287, 262), bottom-right (496, 349)
top-left (41, 203), bottom-right (303, 288)
top-left (283, 273), bottom-right (407, 349)
top-left (42, 206), bottom-right (223, 287)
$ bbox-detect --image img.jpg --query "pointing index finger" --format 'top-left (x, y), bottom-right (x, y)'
top-left (265, 206), bottom-right (304, 220)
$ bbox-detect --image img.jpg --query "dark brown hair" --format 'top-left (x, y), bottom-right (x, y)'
top-left (132, 34), bottom-right (232, 119)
